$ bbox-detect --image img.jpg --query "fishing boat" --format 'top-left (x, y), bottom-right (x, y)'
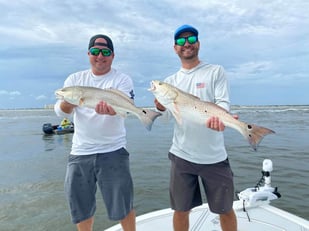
top-left (42, 123), bottom-right (74, 135)
top-left (106, 159), bottom-right (309, 231)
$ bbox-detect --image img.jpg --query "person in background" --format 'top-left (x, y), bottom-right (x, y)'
top-left (54, 34), bottom-right (136, 231)
top-left (154, 25), bottom-right (237, 231)
top-left (60, 117), bottom-right (71, 128)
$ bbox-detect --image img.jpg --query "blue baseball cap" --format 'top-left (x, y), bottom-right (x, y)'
top-left (174, 24), bottom-right (199, 40)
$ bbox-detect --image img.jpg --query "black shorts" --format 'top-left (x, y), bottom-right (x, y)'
top-left (169, 153), bottom-right (234, 214)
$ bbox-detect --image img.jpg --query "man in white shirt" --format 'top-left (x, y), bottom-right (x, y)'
top-left (155, 25), bottom-right (237, 231)
top-left (55, 34), bottom-right (136, 231)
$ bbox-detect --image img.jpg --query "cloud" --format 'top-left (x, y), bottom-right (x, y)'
top-left (0, 90), bottom-right (21, 96)
top-left (228, 61), bottom-right (273, 81)
top-left (0, 0), bottom-right (308, 108)
top-left (35, 95), bottom-right (47, 101)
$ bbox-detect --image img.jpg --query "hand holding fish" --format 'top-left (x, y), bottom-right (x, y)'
top-left (95, 101), bottom-right (116, 115)
top-left (206, 116), bottom-right (225, 131)
top-left (60, 100), bottom-right (77, 114)
top-left (207, 115), bottom-right (239, 131)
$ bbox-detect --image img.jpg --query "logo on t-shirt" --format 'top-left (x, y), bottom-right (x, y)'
top-left (196, 82), bottom-right (205, 89)
top-left (129, 90), bottom-right (135, 99)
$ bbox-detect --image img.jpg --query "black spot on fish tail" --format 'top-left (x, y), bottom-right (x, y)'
top-left (139, 109), bottom-right (162, 131)
top-left (244, 124), bottom-right (275, 151)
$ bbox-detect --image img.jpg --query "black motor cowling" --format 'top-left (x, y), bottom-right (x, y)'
top-left (42, 123), bottom-right (54, 134)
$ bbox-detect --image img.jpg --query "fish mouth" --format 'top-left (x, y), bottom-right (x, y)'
top-left (54, 89), bottom-right (64, 99)
top-left (148, 81), bottom-right (156, 91)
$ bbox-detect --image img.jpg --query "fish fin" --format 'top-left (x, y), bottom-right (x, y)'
top-left (171, 103), bottom-right (183, 125)
top-left (105, 88), bottom-right (134, 104)
top-left (79, 98), bottom-right (85, 106)
top-left (177, 87), bottom-right (200, 100)
top-left (138, 108), bottom-right (162, 131)
top-left (117, 111), bottom-right (128, 118)
top-left (240, 123), bottom-right (275, 151)
top-left (113, 107), bottom-right (128, 118)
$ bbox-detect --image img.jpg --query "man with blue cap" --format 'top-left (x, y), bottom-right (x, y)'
top-left (154, 25), bottom-right (237, 231)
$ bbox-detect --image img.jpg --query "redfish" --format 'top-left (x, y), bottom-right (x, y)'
top-left (149, 80), bottom-right (275, 150)
top-left (55, 86), bottom-right (161, 131)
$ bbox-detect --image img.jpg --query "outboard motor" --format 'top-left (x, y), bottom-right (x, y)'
top-left (42, 123), bottom-right (54, 134)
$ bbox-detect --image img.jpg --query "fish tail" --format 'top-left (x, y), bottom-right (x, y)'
top-left (240, 123), bottom-right (275, 151)
top-left (139, 109), bottom-right (162, 131)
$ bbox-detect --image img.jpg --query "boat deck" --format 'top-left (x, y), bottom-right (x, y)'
top-left (106, 201), bottom-right (309, 231)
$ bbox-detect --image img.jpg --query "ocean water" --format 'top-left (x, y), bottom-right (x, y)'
top-left (0, 105), bottom-right (308, 231)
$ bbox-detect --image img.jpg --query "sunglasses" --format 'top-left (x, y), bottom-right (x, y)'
top-left (89, 47), bottom-right (112, 57)
top-left (175, 35), bottom-right (198, 46)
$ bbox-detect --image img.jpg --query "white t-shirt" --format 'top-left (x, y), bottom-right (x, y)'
top-left (54, 68), bottom-right (134, 155)
top-left (165, 62), bottom-right (230, 164)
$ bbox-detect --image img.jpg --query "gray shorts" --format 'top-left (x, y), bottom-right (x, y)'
top-left (169, 153), bottom-right (234, 214)
top-left (65, 148), bottom-right (134, 224)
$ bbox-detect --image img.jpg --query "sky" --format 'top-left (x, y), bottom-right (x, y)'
top-left (0, 0), bottom-right (308, 109)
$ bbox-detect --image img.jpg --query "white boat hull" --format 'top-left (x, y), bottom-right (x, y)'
top-left (106, 159), bottom-right (309, 230)
top-left (106, 200), bottom-right (309, 231)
